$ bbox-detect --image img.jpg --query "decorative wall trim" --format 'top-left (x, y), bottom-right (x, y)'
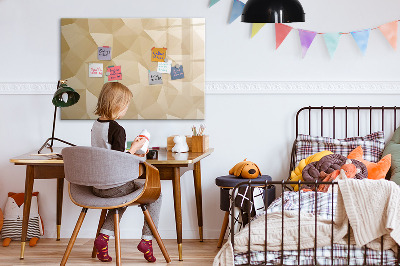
top-left (1, 81), bottom-right (400, 95)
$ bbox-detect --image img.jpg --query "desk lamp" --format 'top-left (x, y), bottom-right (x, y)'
top-left (38, 80), bottom-right (80, 154)
top-left (241, 0), bottom-right (305, 23)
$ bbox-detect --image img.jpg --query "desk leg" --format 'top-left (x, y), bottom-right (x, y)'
top-left (56, 178), bottom-right (64, 241)
top-left (193, 161), bottom-right (203, 242)
top-left (20, 165), bottom-right (35, 259)
top-left (172, 167), bottom-right (183, 261)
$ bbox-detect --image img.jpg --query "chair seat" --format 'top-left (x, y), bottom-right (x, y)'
top-left (70, 180), bottom-right (145, 208)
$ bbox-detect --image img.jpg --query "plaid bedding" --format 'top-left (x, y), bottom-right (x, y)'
top-left (294, 131), bottom-right (385, 166)
top-left (234, 191), bottom-right (397, 265)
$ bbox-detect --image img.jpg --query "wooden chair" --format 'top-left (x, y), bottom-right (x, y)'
top-left (60, 146), bottom-right (171, 265)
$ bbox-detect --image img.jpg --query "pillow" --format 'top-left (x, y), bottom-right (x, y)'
top-left (382, 126), bottom-right (400, 184)
top-left (295, 131), bottom-right (385, 166)
top-left (289, 150), bottom-right (333, 191)
top-left (347, 146), bottom-right (391, 180)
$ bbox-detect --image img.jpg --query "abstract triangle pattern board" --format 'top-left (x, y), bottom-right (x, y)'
top-left (251, 23), bottom-right (266, 38)
top-left (298, 29), bottom-right (317, 58)
top-left (323, 33), bottom-right (341, 58)
top-left (229, 0), bottom-right (245, 24)
top-left (351, 29), bottom-right (370, 55)
top-left (378, 21), bottom-right (398, 50)
top-left (209, 0), bottom-right (220, 7)
top-left (275, 23), bottom-right (293, 49)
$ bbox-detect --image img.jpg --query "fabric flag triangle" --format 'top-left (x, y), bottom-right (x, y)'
top-left (351, 29), bottom-right (370, 55)
top-left (229, 0), bottom-right (245, 24)
top-left (251, 23), bottom-right (266, 38)
top-left (209, 0), bottom-right (220, 7)
top-left (298, 29), bottom-right (317, 58)
top-left (323, 33), bottom-right (341, 58)
top-left (378, 21), bottom-right (397, 50)
top-left (275, 23), bottom-right (293, 49)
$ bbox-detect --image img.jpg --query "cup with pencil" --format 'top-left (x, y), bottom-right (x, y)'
top-left (191, 124), bottom-right (208, 152)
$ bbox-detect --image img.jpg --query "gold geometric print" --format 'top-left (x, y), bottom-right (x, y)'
top-left (61, 18), bottom-right (205, 120)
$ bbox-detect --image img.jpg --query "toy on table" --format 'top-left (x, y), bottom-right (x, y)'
top-left (172, 135), bottom-right (189, 153)
top-left (229, 159), bottom-right (261, 179)
top-left (1, 192), bottom-right (44, 247)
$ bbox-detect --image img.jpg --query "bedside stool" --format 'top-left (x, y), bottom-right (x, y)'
top-left (215, 175), bottom-right (275, 248)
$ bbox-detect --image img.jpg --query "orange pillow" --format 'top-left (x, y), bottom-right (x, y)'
top-left (347, 146), bottom-right (391, 180)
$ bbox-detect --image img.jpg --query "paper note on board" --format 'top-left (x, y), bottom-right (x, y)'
top-left (157, 60), bottom-right (172, 74)
top-left (89, 63), bottom-right (103, 78)
top-left (151, 47), bottom-right (167, 62)
top-left (98, 46), bottom-right (112, 60)
top-left (148, 70), bottom-right (163, 85)
top-left (171, 64), bottom-right (184, 80)
top-left (107, 65), bottom-right (122, 81)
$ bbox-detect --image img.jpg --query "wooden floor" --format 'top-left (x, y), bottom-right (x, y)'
top-left (0, 239), bottom-right (221, 265)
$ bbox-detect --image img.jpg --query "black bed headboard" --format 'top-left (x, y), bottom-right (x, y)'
top-left (289, 106), bottom-right (400, 180)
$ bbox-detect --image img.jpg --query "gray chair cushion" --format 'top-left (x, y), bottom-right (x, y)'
top-left (69, 180), bottom-right (145, 208)
top-left (62, 146), bottom-right (145, 188)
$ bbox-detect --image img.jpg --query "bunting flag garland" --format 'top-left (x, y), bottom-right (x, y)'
top-left (207, 3), bottom-right (400, 58)
top-left (351, 29), bottom-right (370, 55)
top-left (209, 0), bottom-right (220, 8)
top-left (298, 29), bottom-right (317, 58)
top-left (275, 23), bottom-right (293, 49)
top-left (229, 0), bottom-right (245, 24)
top-left (378, 21), bottom-right (398, 50)
top-left (251, 23), bottom-right (266, 38)
top-left (323, 33), bottom-right (341, 58)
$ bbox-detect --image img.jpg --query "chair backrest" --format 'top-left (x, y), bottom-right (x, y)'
top-left (62, 146), bottom-right (145, 188)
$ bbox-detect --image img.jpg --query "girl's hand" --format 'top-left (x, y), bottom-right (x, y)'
top-left (129, 137), bottom-right (147, 155)
top-left (134, 148), bottom-right (149, 157)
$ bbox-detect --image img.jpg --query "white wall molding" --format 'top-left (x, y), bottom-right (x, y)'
top-left (1, 81), bottom-right (400, 95)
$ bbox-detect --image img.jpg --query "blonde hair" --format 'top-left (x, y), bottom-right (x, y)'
top-left (95, 82), bottom-right (133, 120)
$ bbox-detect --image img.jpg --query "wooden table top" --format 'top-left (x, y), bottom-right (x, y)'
top-left (10, 147), bottom-right (214, 166)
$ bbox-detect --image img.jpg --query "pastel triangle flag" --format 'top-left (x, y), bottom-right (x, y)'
top-left (351, 29), bottom-right (370, 55)
top-left (275, 23), bottom-right (293, 49)
top-left (229, 0), bottom-right (245, 24)
top-left (298, 29), bottom-right (317, 58)
top-left (251, 23), bottom-right (266, 38)
top-left (378, 21), bottom-right (397, 50)
top-left (323, 33), bottom-right (341, 58)
top-left (209, 0), bottom-right (220, 7)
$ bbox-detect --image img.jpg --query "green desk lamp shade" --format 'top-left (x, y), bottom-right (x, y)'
top-left (38, 80), bottom-right (80, 154)
top-left (52, 84), bottom-right (80, 107)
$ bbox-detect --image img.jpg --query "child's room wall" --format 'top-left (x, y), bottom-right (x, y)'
top-left (1, 0), bottom-right (400, 239)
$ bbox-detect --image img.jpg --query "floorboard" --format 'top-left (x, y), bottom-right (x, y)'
top-left (0, 239), bottom-right (222, 265)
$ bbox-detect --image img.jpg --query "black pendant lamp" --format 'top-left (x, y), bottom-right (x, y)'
top-left (242, 0), bottom-right (305, 23)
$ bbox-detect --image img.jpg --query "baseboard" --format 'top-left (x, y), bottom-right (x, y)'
top-left (1, 81), bottom-right (400, 95)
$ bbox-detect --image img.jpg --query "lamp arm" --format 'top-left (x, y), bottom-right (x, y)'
top-left (50, 105), bottom-right (57, 148)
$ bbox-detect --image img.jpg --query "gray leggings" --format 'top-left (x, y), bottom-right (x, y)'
top-left (92, 180), bottom-right (162, 240)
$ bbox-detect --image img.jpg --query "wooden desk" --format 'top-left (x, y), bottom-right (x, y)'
top-left (10, 147), bottom-right (213, 261)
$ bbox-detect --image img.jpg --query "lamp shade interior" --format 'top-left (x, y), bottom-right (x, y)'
top-left (242, 0), bottom-right (305, 23)
top-left (52, 84), bottom-right (80, 107)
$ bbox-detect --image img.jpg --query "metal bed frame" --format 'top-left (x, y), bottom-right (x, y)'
top-left (230, 106), bottom-right (400, 266)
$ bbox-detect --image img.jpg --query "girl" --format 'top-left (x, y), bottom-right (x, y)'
top-left (91, 82), bottom-right (162, 263)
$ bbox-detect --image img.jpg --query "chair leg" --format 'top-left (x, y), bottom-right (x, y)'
top-left (141, 205), bottom-right (171, 263)
top-left (217, 211), bottom-right (230, 248)
top-left (60, 208), bottom-right (88, 266)
top-left (114, 209), bottom-right (121, 266)
top-left (91, 209), bottom-right (108, 258)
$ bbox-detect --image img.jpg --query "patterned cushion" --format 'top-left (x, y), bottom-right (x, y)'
top-left (295, 131), bottom-right (385, 166)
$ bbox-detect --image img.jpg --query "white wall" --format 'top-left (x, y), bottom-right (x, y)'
top-left (1, 0), bottom-right (400, 240)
